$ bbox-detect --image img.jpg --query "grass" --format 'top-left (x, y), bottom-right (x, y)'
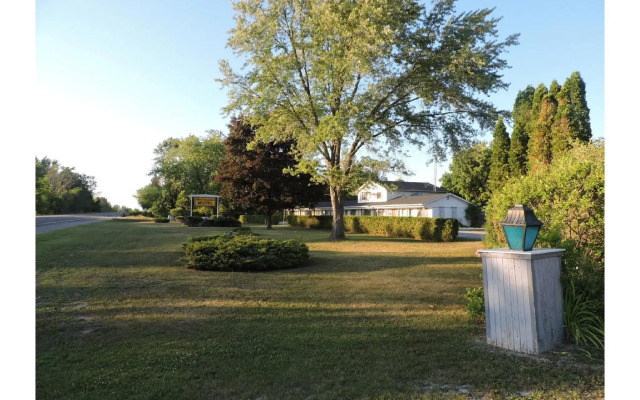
top-left (36, 220), bottom-right (603, 399)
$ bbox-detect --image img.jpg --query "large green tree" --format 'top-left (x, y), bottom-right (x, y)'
top-left (440, 142), bottom-right (492, 206)
top-left (216, 117), bottom-right (325, 229)
top-left (219, 0), bottom-right (518, 239)
top-left (142, 131), bottom-right (226, 217)
top-left (488, 116), bottom-right (510, 191)
top-left (134, 178), bottom-right (162, 210)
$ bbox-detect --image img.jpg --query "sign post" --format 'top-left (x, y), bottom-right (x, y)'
top-left (189, 194), bottom-right (220, 217)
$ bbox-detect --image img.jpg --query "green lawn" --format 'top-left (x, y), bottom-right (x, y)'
top-left (36, 220), bottom-right (603, 399)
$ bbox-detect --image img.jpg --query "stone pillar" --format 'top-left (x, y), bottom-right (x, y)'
top-left (477, 248), bottom-right (565, 354)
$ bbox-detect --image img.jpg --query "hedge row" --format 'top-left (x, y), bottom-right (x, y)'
top-left (182, 216), bottom-right (241, 227)
top-left (286, 215), bottom-right (459, 242)
top-left (239, 213), bottom-right (283, 225)
top-left (345, 216), bottom-right (458, 242)
top-left (182, 234), bottom-right (309, 271)
top-left (286, 215), bottom-right (333, 229)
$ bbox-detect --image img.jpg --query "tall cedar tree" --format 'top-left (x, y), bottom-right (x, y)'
top-left (528, 84), bottom-right (548, 139)
top-left (219, 0), bottom-right (518, 239)
top-left (488, 117), bottom-right (511, 192)
top-left (548, 79), bottom-right (561, 98)
top-left (551, 86), bottom-right (573, 155)
top-left (216, 117), bottom-right (324, 229)
top-left (552, 72), bottom-right (592, 156)
top-left (529, 94), bottom-right (557, 171)
top-left (509, 86), bottom-right (535, 176)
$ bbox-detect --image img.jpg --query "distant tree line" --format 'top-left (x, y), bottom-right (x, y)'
top-left (35, 157), bottom-right (120, 215)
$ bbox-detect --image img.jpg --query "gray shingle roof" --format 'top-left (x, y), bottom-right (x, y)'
top-left (380, 181), bottom-right (446, 192)
top-left (375, 193), bottom-right (448, 205)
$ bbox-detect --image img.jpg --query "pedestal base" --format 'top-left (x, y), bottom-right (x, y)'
top-left (477, 248), bottom-right (565, 354)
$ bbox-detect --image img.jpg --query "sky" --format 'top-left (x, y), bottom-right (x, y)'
top-left (35, 0), bottom-right (603, 209)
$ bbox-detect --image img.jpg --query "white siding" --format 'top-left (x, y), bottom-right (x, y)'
top-left (426, 195), bottom-right (470, 226)
top-left (357, 183), bottom-right (389, 203)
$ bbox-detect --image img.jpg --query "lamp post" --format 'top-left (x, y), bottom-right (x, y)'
top-left (476, 205), bottom-right (564, 354)
top-left (500, 205), bottom-right (543, 251)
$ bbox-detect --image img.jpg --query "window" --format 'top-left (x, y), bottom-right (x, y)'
top-left (451, 207), bottom-right (457, 219)
top-left (438, 207), bottom-right (445, 217)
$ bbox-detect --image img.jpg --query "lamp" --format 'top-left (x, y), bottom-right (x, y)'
top-left (500, 205), bottom-right (543, 251)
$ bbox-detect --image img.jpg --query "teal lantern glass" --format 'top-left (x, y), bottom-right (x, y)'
top-left (500, 205), bottom-right (543, 251)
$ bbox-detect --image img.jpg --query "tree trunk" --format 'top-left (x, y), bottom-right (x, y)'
top-left (266, 212), bottom-right (273, 230)
top-left (329, 185), bottom-right (346, 240)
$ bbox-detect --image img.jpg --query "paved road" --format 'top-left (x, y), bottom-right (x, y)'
top-left (36, 212), bottom-right (122, 234)
top-left (457, 229), bottom-right (486, 241)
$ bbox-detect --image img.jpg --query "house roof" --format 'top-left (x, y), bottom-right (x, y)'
top-left (377, 193), bottom-right (448, 205)
top-left (380, 181), bottom-right (447, 192)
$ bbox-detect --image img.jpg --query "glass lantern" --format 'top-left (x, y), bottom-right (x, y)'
top-left (500, 205), bottom-right (543, 251)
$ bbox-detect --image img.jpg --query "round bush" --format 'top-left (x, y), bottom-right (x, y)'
top-left (182, 234), bottom-right (309, 271)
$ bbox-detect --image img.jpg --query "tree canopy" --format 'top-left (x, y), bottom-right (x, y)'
top-left (137, 132), bottom-right (226, 217)
top-left (216, 117), bottom-right (325, 228)
top-left (440, 142), bottom-right (492, 207)
top-left (219, 0), bottom-right (518, 239)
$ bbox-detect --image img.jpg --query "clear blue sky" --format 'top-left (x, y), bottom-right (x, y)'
top-left (35, 0), bottom-right (604, 209)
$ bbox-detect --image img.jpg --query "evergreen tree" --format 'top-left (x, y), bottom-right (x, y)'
top-left (564, 71), bottom-right (592, 143)
top-left (550, 72), bottom-right (592, 157)
top-left (488, 117), bottom-right (511, 191)
top-left (549, 80), bottom-right (561, 98)
top-left (509, 121), bottom-right (529, 177)
top-left (551, 86), bottom-right (572, 155)
top-left (509, 86), bottom-right (535, 176)
top-left (528, 84), bottom-right (548, 139)
top-left (529, 94), bottom-right (557, 171)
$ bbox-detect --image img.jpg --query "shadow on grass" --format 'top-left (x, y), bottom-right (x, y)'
top-left (36, 299), bottom-right (603, 400)
top-left (290, 251), bottom-right (480, 274)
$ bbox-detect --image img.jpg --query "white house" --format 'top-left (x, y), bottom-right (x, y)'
top-left (294, 181), bottom-right (475, 226)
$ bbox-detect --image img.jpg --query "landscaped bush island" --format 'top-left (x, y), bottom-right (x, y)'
top-left (182, 234), bottom-right (309, 271)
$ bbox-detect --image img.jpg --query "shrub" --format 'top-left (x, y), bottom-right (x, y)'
top-left (199, 217), bottom-right (242, 227)
top-left (441, 219), bottom-right (458, 242)
top-left (239, 213), bottom-right (283, 225)
top-left (464, 286), bottom-right (485, 320)
top-left (128, 209), bottom-right (142, 216)
top-left (182, 234), bottom-right (309, 271)
top-left (182, 216), bottom-right (204, 227)
top-left (286, 215), bottom-right (333, 229)
top-left (232, 227), bottom-right (253, 235)
top-left (154, 218), bottom-right (170, 223)
top-left (485, 141), bottom-right (603, 260)
top-left (343, 216), bottom-right (459, 242)
top-left (170, 207), bottom-right (185, 218)
top-left (464, 204), bottom-right (485, 228)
